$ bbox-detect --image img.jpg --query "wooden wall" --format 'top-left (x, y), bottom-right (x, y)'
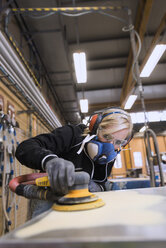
top-left (111, 135), bottom-right (166, 178)
top-left (0, 79), bottom-right (49, 236)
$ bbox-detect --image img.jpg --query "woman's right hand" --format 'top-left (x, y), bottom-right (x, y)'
top-left (45, 157), bottom-right (75, 195)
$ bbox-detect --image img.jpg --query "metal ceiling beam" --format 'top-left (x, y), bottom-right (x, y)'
top-left (52, 80), bottom-right (73, 86)
top-left (77, 85), bottom-right (122, 92)
top-left (88, 54), bottom-right (128, 61)
top-left (69, 33), bottom-right (156, 47)
top-left (88, 64), bottom-right (127, 70)
top-left (63, 108), bottom-right (78, 111)
top-left (76, 81), bottom-right (166, 92)
top-left (89, 98), bottom-right (166, 114)
top-left (69, 35), bottom-right (130, 45)
top-left (120, 0), bottom-right (154, 107)
top-left (21, 29), bottom-right (61, 35)
top-left (54, 83), bottom-right (74, 87)
top-left (134, 98), bottom-right (166, 105)
top-left (49, 62), bottom-right (166, 77)
top-left (88, 102), bottom-right (120, 114)
top-left (131, 98), bottom-right (166, 112)
top-left (62, 100), bottom-right (76, 103)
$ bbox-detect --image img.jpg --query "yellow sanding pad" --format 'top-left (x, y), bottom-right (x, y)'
top-left (52, 198), bottom-right (105, 212)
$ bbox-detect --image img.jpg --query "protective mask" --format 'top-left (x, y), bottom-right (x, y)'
top-left (87, 139), bottom-right (118, 164)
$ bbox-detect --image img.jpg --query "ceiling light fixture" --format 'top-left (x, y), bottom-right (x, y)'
top-left (124, 95), bottom-right (137, 109)
top-left (80, 99), bottom-right (88, 113)
top-left (140, 44), bottom-right (166, 77)
top-left (73, 52), bottom-right (87, 83)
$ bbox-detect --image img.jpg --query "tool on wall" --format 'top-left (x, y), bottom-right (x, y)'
top-left (9, 171), bottom-right (105, 212)
top-left (0, 108), bottom-right (20, 234)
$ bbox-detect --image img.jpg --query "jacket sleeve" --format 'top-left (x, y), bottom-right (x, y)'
top-left (15, 125), bottom-right (83, 170)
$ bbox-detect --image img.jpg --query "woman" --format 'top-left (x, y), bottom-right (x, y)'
top-left (16, 107), bottom-right (133, 195)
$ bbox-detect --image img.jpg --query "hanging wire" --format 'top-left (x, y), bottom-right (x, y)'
top-left (23, 11), bottom-right (55, 19)
top-left (122, 23), bottom-right (142, 82)
top-left (61, 11), bottom-right (92, 17)
top-left (21, 10), bottom-right (128, 24)
top-left (131, 30), bottom-right (142, 82)
top-left (122, 24), bottom-right (134, 32)
top-left (74, 13), bottom-right (80, 48)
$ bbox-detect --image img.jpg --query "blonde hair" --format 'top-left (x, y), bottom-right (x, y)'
top-left (83, 107), bottom-right (133, 137)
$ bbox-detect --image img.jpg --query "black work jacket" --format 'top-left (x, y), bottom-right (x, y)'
top-left (15, 124), bottom-right (115, 189)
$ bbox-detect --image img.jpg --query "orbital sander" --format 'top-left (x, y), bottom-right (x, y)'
top-left (9, 171), bottom-right (105, 211)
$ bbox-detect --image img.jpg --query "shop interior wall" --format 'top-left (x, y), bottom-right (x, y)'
top-left (0, 8), bottom-right (64, 235)
top-left (1, 72), bottom-right (166, 236)
top-left (0, 80), bottom-right (49, 236)
top-left (111, 135), bottom-right (166, 178)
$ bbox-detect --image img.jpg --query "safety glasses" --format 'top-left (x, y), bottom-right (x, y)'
top-left (99, 132), bottom-right (127, 147)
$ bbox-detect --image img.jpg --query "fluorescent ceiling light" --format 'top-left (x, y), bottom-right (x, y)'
top-left (124, 95), bottom-right (137, 109)
top-left (82, 116), bottom-right (90, 125)
top-left (73, 52), bottom-right (87, 83)
top-left (140, 44), bottom-right (166, 77)
top-left (139, 126), bottom-right (146, 132)
top-left (82, 119), bottom-right (87, 125)
top-left (80, 99), bottom-right (88, 113)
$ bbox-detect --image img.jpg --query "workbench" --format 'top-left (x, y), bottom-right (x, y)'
top-left (109, 177), bottom-right (160, 190)
top-left (1, 186), bottom-right (166, 248)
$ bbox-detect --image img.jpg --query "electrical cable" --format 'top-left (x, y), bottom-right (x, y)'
top-left (0, 112), bottom-right (21, 233)
top-left (132, 30), bottom-right (142, 82)
top-left (22, 8), bottom-right (128, 24)
top-left (7, 125), bottom-right (17, 228)
top-left (122, 23), bottom-right (142, 82)
top-left (13, 126), bottom-right (20, 228)
top-left (61, 11), bottom-right (92, 17)
top-left (27, 10), bottom-right (92, 18)
top-left (123, 26), bottom-right (142, 87)
top-left (25, 11), bottom-right (55, 19)
top-left (1, 120), bottom-right (12, 233)
top-left (122, 24), bottom-right (134, 32)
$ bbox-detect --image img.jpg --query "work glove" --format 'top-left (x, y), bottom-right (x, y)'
top-left (45, 157), bottom-right (75, 196)
top-left (88, 180), bottom-right (113, 192)
top-left (104, 180), bottom-right (113, 191)
top-left (88, 180), bottom-right (103, 192)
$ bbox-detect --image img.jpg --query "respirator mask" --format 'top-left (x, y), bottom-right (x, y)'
top-left (87, 138), bottom-right (119, 164)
